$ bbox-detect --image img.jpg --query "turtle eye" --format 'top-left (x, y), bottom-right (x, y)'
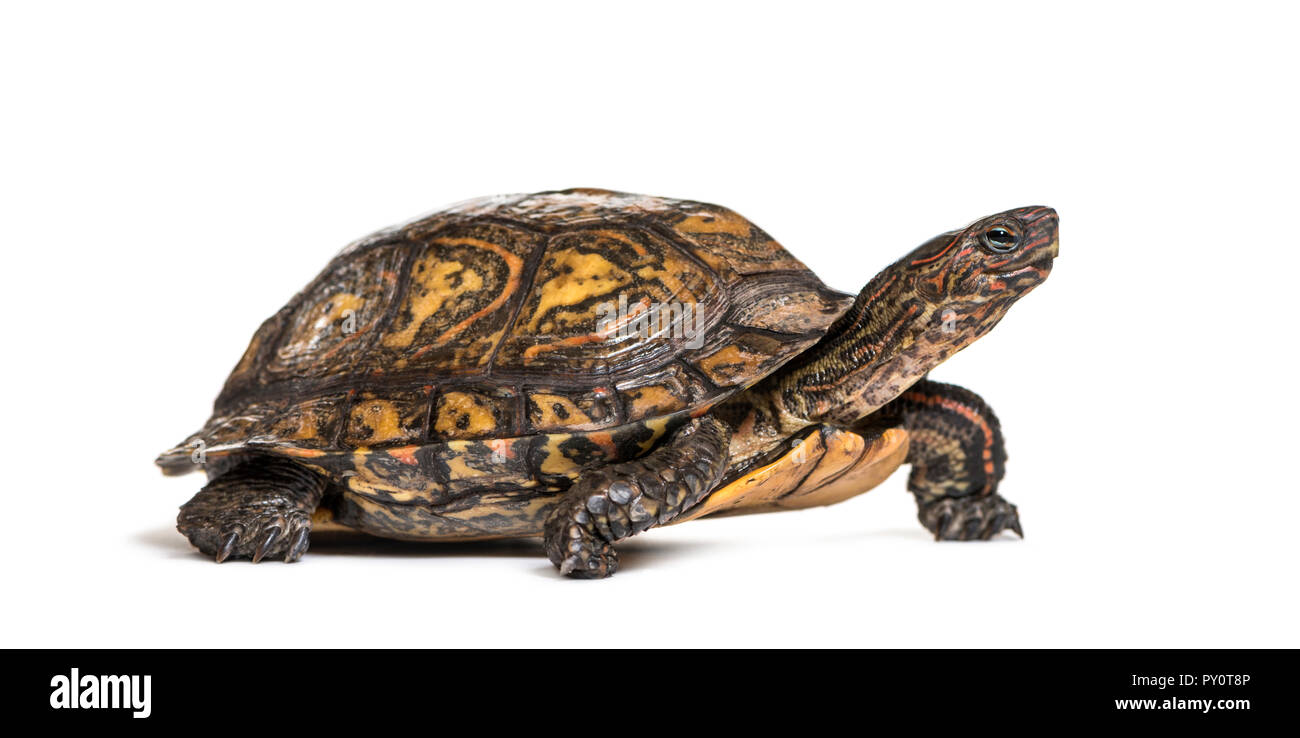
top-left (982, 224), bottom-right (1021, 253)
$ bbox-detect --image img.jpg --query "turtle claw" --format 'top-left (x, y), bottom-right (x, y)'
top-left (930, 510), bottom-right (954, 542)
top-left (215, 531), bottom-right (240, 563)
top-left (252, 526), bottom-right (283, 564)
top-left (284, 526), bottom-right (311, 563)
top-left (919, 493), bottom-right (1022, 541)
top-left (557, 557), bottom-right (579, 577)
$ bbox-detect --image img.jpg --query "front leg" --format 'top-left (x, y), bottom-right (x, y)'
top-left (543, 416), bottom-right (731, 579)
top-left (177, 457), bottom-right (327, 563)
top-left (891, 379), bottom-right (1022, 540)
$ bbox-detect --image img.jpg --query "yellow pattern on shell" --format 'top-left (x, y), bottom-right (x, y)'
top-left (529, 393), bottom-right (593, 429)
top-left (434, 392), bottom-right (498, 438)
top-left (674, 211), bottom-right (753, 237)
top-left (523, 250), bottom-right (630, 331)
top-left (383, 259), bottom-right (483, 350)
top-left (537, 434), bottom-right (579, 477)
top-left (349, 399), bottom-right (408, 444)
top-left (637, 416), bottom-right (671, 454)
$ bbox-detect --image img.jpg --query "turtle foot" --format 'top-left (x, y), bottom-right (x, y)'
top-left (180, 494), bottom-right (313, 563)
top-left (177, 460), bottom-right (324, 563)
top-left (919, 493), bottom-right (1022, 541)
top-left (544, 508), bottom-right (620, 579)
top-left (541, 416), bottom-right (730, 579)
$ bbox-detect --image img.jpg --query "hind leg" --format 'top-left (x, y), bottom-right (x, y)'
top-left (543, 416), bottom-right (731, 579)
top-left (177, 457), bottom-right (327, 563)
top-left (893, 379), bottom-right (1023, 540)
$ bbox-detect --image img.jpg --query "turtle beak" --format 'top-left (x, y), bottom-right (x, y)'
top-left (1012, 206), bottom-right (1059, 264)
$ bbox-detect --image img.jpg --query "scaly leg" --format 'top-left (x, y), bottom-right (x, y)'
top-left (543, 416), bottom-right (731, 578)
top-left (177, 457), bottom-right (327, 563)
top-left (892, 379), bottom-right (1022, 540)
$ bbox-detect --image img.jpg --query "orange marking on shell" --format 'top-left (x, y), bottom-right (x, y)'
top-left (409, 236), bottom-right (525, 360)
top-left (520, 299), bottom-right (650, 363)
top-left (387, 445), bottom-right (420, 466)
top-left (522, 332), bottom-right (611, 362)
top-left (590, 229), bottom-right (649, 257)
top-left (280, 447), bottom-right (327, 459)
top-left (587, 431), bottom-right (617, 458)
top-left (488, 438), bottom-right (514, 459)
top-left (689, 401), bottom-right (717, 419)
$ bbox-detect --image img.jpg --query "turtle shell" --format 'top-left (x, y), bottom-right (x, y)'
top-left (159, 189), bottom-right (852, 480)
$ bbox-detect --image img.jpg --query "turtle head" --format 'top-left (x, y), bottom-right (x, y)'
top-left (772, 206), bottom-right (1059, 427)
top-left (908, 205), bottom-right (1059, 344)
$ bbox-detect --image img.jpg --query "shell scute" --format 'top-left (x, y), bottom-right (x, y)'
top-left (432, 388), bottom-right (519, 440)
top-left (376, 220), bottom-right (536, 373)
top-left (229, 241), bottom-right (407, 400)
top-left (342, 389), bottom-right (431, 446)
top-left (525, 388), bottom-right (619, 433)
top-left (491, 224), bottom-right (719, 375)
top-left (264, 395), bottom-right (347, 449)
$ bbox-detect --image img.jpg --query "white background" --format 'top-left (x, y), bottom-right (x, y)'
top-left (2, 1), bottom-right (1296, 648)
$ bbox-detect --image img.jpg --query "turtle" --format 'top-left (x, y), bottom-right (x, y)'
top-left (158, 188), bottom-right (1059, 578)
